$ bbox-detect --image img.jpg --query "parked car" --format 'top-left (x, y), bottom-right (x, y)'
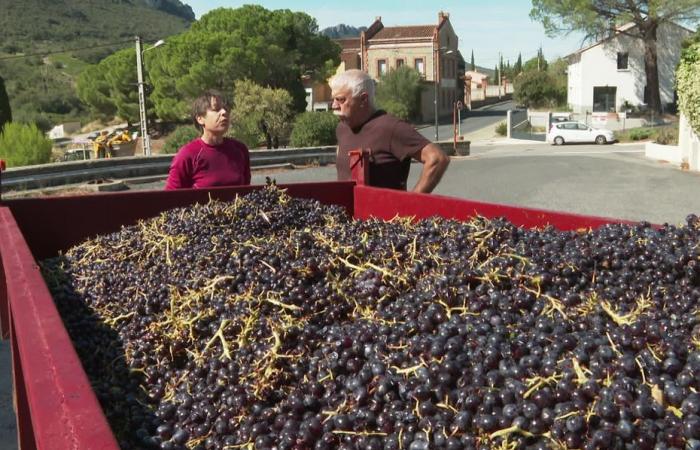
top-left (547, 121), bottom-right (615, 145)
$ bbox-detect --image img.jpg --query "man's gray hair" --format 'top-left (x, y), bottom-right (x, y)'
top-left (330, 69), bottom-right (375, 107)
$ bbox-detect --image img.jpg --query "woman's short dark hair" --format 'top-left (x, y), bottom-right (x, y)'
top-left (192, 90), bottom-right (229, 133)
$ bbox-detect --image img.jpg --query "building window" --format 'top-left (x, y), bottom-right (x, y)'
top-left (396, 58), bottom-right (405, 69)
top-left (414, 58), bottom-right (425, 75)
top-left (617, 52), bottom-right (629, 70)
top-left (377, 59), bottom-right (387, 76)
top-left (593, 86), bottom-right (617, 112)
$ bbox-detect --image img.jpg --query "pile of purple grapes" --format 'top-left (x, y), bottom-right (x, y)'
top-left (42, 186), bottom-right (700, 450)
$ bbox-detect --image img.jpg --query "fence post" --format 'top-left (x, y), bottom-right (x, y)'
top-left (507, 110), bottom-right (512, 139)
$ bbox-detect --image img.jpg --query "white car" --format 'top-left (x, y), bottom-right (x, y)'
top-left (547, 121), bottom-right (615, 145)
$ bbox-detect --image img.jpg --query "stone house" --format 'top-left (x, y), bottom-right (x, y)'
top-left (361, 12), bottom-right (463, 121)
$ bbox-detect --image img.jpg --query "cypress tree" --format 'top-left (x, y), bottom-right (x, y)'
top-left (470, 50), bottom-right (475, 71)
top-left (0, 75), bottom-right (11, 131)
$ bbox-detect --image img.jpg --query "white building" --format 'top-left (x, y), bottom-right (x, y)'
top-left (47, 122), bottom-right (81, 140)
top-left (566, 22), bottom-right (693, 114)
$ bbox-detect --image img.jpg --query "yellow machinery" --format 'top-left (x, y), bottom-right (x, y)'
top-left (91, 130), bottom-right (134, 159)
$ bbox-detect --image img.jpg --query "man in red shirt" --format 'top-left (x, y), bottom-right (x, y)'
top-left (330, 70), bottom-right (449, 192)
top-left (165, 91), bottom-right (251, 190)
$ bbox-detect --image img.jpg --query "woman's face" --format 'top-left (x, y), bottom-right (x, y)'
top-left (197, 98), bottom-right (230, 135)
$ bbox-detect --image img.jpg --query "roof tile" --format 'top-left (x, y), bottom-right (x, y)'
top-left (371, 25), bottom-right (435, 40)
top-left (335, 38), bottom-right (361, 52)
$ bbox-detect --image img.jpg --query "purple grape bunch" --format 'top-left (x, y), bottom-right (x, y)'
top-left (42, 187), bottom-right (700, 450)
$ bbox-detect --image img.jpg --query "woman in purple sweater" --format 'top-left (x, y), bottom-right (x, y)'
top-left (165, 91), bottom-right (251, 190)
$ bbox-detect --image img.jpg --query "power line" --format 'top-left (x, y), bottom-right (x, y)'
top-left (0, 39), bottom-right (135, 62)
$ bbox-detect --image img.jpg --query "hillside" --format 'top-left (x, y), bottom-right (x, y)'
top-left (320, 24), bottom-right (367, 39)
top-left (0, 0), bottom-right (193, 55)
top-left (0, 0), bottom-right (194, 129)
top-left (472, 65), bottom-right (496, 78)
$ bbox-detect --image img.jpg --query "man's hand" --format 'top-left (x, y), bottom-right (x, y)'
top-left (411, 143), bottom-right (450, 193)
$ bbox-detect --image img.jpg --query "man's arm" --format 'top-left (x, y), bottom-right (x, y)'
top-left (411, 143), bottom-right (450, 193)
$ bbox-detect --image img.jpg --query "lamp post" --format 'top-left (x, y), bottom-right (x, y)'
top-left (434, 46), bottom-right (453, 142)
top-left (135, 36), bottom-right (164, 156)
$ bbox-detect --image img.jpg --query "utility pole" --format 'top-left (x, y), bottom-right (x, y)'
top-left (434, 44), bottom-right (439, 142)
top-left (498, 51), bottom-right (502, 99)
top-left (135, 36), bottom-right (151, 157)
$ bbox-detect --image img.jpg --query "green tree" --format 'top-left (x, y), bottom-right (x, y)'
top-left (147, 5), bottom-right (340, 120)
top-left (0, 75), bottom-right (11, 130)
top-left (523, 49), bottom-right (549, 73)
top-left (513, 70), bottom-right (566, 108)
top-left (102, 49), bottom-right (144, 125)
top-left (494, 64), bottom-right (500, 86)
top-left (375, 66), bottom-right (423, 121)
top-left (77, 62), bottom-right (117, 119)
top-left (290, 112), bottom-right (338, 147)
top-left (470, 50), bottom-right (475, 71)
top-left (547, 58), bottom-right (569, 95)
top-left (77, 48), bottom-right (159, 125)
top-left (531, 0), bottom-right (700, 113)
top-left (231, 79), bottom-right (294, 149)
top-left (0, 122), bottom-right (52, 167)
top-left (514, 53), bottom-right (523, 74)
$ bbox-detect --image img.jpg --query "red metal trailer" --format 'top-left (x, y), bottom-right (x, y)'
top-left (0, 181), bottom-right (628, 449)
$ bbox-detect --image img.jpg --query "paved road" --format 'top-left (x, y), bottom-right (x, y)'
top-left (127, 140), bottom-right (697, 224)
top-left (418, 100), bottom-right (514, 142)
top-left (245, 141), bottom-right (698, 225)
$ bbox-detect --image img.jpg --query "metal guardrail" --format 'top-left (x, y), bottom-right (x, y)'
top-left (0, 147), bottom-right (337, 192)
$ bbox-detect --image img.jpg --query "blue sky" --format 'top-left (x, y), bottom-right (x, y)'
top-left (189, 0), bottom-right (589, 66)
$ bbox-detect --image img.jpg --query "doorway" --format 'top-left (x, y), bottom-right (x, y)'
top-left (593, 86), bottom-right (617, 112)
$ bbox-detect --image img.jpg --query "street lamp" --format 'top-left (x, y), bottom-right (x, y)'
top-left (135, 36), bottom-right (165, 156)
top-left (434, 46), bottom-right (453, 141)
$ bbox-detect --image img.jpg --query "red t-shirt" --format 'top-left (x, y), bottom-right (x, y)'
top-left (165, 137), bottom-right (251, 190)
top-left (336, 111), bottom-right (430, 190)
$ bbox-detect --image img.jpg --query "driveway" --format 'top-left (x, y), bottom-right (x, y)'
top-left (418, 100), bottom-right (514, 142)
top-left (235, 142), bottom-right (696, 225)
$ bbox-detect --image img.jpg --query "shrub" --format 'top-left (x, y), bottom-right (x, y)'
top-left (290, 112), bottom-right (338, 148)
top-left (495, 122), bottom-right (507, 136)
top-left (229, 119), bottom-right (264, 150)
top-left (0, 122), bottom-right (53, 167)
top-left (161, 125), bottom-right (200, 154)
top-left (655, 126), bottom-right (679, 145)
top-left (629, 128), bottom-right (653, 141)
